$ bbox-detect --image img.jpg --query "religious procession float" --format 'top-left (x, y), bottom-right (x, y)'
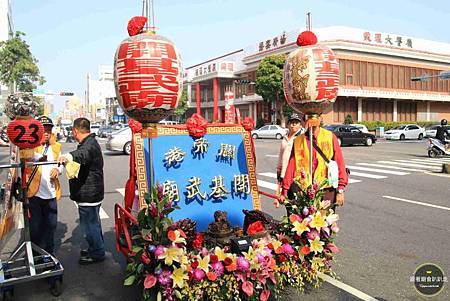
top-left (112, 5), bottom-right (341, 301)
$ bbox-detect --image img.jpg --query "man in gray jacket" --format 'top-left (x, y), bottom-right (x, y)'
top-left (59, 118), bottom-right (105, 265)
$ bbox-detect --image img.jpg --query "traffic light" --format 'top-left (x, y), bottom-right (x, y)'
top-left (234, 79), bottom-right (253, 85)
top-left (59, 92), bottom-right (74, 96)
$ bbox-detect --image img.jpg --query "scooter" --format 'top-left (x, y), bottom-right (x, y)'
top-left (427, 138), bottom-right (450, 158)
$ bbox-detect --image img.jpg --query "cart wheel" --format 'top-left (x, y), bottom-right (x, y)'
top-left (49, 277), bottom-right (63, 297)
top-left (3, 289), bottom-right (14, 301)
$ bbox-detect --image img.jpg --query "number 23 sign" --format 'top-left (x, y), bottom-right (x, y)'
top-left (7, 117), bottom-right (44, 149)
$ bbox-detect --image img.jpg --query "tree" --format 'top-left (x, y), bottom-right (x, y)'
top-left (255, 54), bottom-right (287, 126)
top-left (0, 31), bottom-right (45, 92)
top-left (344, 114), bottom-right (354, 125)
top-left (173, 88), bottom-right (188, 122)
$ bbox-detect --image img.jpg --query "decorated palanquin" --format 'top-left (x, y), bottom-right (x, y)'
top-left (131, 123), bottom-right (260, 230)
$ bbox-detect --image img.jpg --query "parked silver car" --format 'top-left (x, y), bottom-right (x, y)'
top-left (384, 124), bottom-right (425, 140)
top-left (106, 127), bottom-right (132, 155)
top-left (251, 125), bottom-right (288, 139)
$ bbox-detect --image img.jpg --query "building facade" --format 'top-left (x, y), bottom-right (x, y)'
top-left (86, 65), bottom-right (117, 123)
top-left (184, 26), bottom-right (450, 125)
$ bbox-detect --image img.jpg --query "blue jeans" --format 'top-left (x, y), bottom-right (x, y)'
top-left (78, 205), bottom-right (105, 259)
top-left (29, 196), bottom-right (57, 254)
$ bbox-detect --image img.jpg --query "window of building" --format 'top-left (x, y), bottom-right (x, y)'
top-left (354, 61), bottom-right (360, 86)
top-left (346, 60), bottom-right (353, 85)
top-left (373, 64), bottom-right (380, 87)
top-left (379, 65), bottom-right (386, 88)
top-left (405, 67), bottom-right (411, 90)
top-left (386, 65), bottom-right (393, 88)
top-left (361, 61), bottom-right (367, 86)
top-left (399, 66), bottom-right (405, 89)
top-left (393, 65), bottom-right (399, 89)
top-left (367, 63), bottom-right (373, 87)
top-left (339, 60), bottom-right (346, 85)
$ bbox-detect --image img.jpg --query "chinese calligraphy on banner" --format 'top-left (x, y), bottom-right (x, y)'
top-left (142, 127), bottom-right (260, 230)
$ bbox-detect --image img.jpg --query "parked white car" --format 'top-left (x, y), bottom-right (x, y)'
top-left (384, 124), bottom-right (425, 140)
top-left (425, 124), bottom-right (450, 138)
top-left (251, 125), bottom-right (288, 139)
top-left (350, 124), bottom-right (369, 133)
top-left (106, 127), bottom-right (132, 155)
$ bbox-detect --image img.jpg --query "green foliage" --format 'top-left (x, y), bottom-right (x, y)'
top-left (256, 54), bottom-right (287, 125)
top-left (174, 88), bottom-right (188, 121)
top-left (256, 117), bottom-right (265, 129)
top-left (344, 114), bottom-right (353, 125)
top-left (0, 31), bottom-right (45, 92)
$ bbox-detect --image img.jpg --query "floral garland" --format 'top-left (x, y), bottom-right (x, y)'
top-left (123, 181), bottom-right (339, 300)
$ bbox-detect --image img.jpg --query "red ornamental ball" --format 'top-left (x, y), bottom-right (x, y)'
top-left (283, 45), bottom-right (340, 115)
top-left (296, 31), bottom-right (318, 47)
top-left (114, 31), bottom-right (183, 124)
top-left (7, 117), bottom-right (44, 149)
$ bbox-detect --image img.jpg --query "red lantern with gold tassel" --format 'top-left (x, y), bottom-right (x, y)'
top-left (114, 16), bottom-right (183, 124)
top-left (283, 30), bottom-right (339, 126)
top-left (7, 116), bottom-right (44, 150)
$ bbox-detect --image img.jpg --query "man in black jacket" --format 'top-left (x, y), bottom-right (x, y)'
top-left (59, 118), bottom-right (105, 264)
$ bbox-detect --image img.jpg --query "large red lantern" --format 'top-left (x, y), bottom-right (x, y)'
top-left (114, 18), bottom-right (183, 124)
top-left (7, 116), bottom-right (44, 149)
top-left (283, 31), bottom-right (339, 116)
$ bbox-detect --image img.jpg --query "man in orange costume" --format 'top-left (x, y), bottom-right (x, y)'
top-left (280, 117), bottom-right (348, 207)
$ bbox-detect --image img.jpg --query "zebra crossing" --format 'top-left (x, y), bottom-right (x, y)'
top-left (257, 157), bottom-right (450, 192)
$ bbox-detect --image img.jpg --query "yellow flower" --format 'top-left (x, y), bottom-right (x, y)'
top-left (214, 247), bottom-right (227, 261)
top-left (292, 220), bottom-right (310, 236)
top-left (271, 239), bottom-right (283, 251)
top-left (198, 255), bottom-right (210, 272)
top-left (242, 247), bottom-right (257, 262)
top-left (311, 257), bottom-right (324, 270)
top-left (172, 267), bottom-right (189, 288)
top-left (161, 246), bottom-right (183, 266)
top-left (310, 212), bottom-right (327, 231)
top-left (325, 210), bottom-right (339, 225)
top-left (309, 236), bottom-right (324, 254)
top-left (180, 255), bottom-right (189, 267)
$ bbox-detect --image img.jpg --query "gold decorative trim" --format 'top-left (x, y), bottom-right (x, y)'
top-left (241, 131), bottom-right (261, 210)
top-left (134, 133), bottom-right (149, 208)
top-left (144, 125), bottom-right (247, 137)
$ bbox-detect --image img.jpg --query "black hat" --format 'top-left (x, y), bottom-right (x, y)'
top-left (37, 116), bottom-right (54, 127)
top-left (288, 113), bottom-right (302, 123)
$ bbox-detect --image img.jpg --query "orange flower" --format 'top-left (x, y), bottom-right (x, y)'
top-left (225, 263), bottom-right (237, 272)
top-left (206, 272), bottom-right (217, 281)
top-left (300, 246), bottom-right (311, 255)
top-left (289, 214), bottom-right (301, 223)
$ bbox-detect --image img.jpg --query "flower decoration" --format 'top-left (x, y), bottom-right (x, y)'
top-left (296, 30), bottom-right (318, 47)
top-left (241, 117), bottom-right (255, 131)
top-left (186, 113), bottom-right (208, 139)
top-left (127, 16), bottom-right (147, 37)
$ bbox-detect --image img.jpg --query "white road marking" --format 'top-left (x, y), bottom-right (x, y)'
top-left (116, 188), bottom-right (125, 196)
top-left (382, 195), bottom-right (450, 211)
top-left (265, 155), bottom-right (278, 158)
top-left (319, 273), bottom-right (379, 301)
top-left (396, 159), bottom-right (442, 166)
top-left (258, 172), bottom-right (277, 179)
top-left (348, 178), bottom-right (362, 184)
top-left (349, 171), bottom-right (387, 179)
top-left (347, 165), bottom-right (409, 175)
top-left (73, 201), bottom-right (109, 219)
top-left (356, 163), bottom-right (426, 172)
top-left (257, 179), bottom-right (278, 191)
top-left (377, 161), bottom-right (441, 170)
top-left (424, 157), bottom-right (450, 163)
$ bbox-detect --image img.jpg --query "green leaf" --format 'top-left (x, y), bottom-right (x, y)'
top-left (157, 291), bottom-right (162, 301)
top-left (124, 275), bottom-right (136, 286)
top-left (131, 246), bottom-right (143, 253)
top-left (174, 289), bottom-right (182, 299)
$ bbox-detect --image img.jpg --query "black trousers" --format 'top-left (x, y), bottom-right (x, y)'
top-left (29, 196), bottom-right (57, 254)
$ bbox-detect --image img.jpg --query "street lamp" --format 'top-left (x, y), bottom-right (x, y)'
top-left (411, 70), bottom-right (450, 81)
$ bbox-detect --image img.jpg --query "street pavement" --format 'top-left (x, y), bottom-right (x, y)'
top-left (0, 137), bottom-right (449, 301)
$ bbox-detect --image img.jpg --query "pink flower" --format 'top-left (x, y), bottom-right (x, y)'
top-left (144, 274), bottom-right (157, 289)
top-left (326, 243), bottom-right (340, 253)
top-left (260, 289), bottom-right (271, 301)
top-left (307, 188), bottom-right (316, 199)
top-left (157, 269), bottom-right (172, 286)
top-left (302, 207), bottom-right (309, 216)
top-left (321, 227), bottom-right (331, 238)
top-left (149, 204), bottom-right (158, 217)
top-left (306, 229), bottom-right (319, 241)
top-left (193, 268), bottom-right (205, 281)
top-left (331, 224), bottom-right (340, 233)
top-left (236, 256), bottom-right (250, 272)
top-left (256, 253), bottom-right (265, 263)
top-left (282, 244), bottom-right (295, 255)
top-left (141, 251), bottom-right (151, 265)
top-left (211, 261), bottom-right (224, 277)
top-left (242, 280), bottom-right (254, 297)
top-left (154, 245), bottom-right (165, 258)
top-left (157, 184), bottom-right (164, 201)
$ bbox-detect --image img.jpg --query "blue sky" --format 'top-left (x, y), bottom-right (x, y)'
top-left (12, 0), bottom-right (450, 112)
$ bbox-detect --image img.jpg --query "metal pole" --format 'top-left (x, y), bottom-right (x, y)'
top-left (309, 126), bottom-right (313, 186)
top-left (306, 12), bottom-right (311, 31)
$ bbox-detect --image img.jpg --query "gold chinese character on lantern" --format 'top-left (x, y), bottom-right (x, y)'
top-left (192, 137), bottom-right (210, 157)
top-left (217, 143), bottom-right (236, 162)
top-left (233, 174), bottom-right (250, 195)
top-left (209, 175), bottom-right (229, 199)
top-left (164, 147), bottom-right (186, 168)
top-left (163, 180), bottom-right (180, 204)
top-left (186, 176), bottom-right (207, 200)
